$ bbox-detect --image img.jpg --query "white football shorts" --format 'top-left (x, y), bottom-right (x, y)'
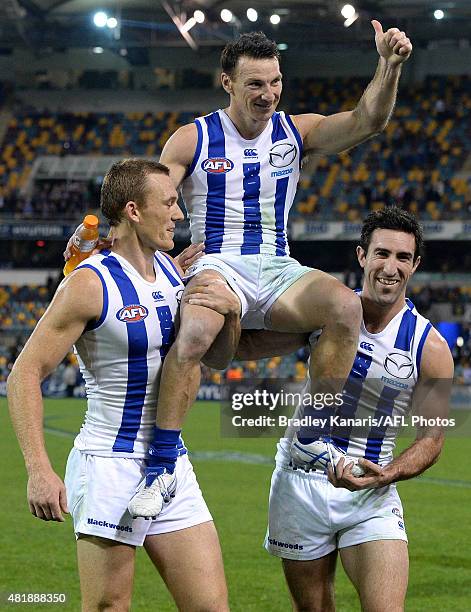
top-left (185, 253), bottom-right (312, 329)
top-left (265, 464), bottom-right (407, 561)
top-left (64, 448), bottom-right (213, 546)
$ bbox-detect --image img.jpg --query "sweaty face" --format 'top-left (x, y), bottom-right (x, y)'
top-left (138, 173), bottom-right (183, 252)
top-left (225, 56), bottom-right (282, 123)
top-left (358, 229), bottom-right (420, 308)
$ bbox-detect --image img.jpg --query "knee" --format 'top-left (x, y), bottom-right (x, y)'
top-left (327, 284), bottom-right (362, 329)
top-left (293, 591), bottom-right (335, 612)
top-left (91, 595), bottom-right (130, 612)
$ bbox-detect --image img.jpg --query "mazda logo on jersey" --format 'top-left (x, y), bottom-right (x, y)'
top-left (201, 157), bottom-right (234, 174)
top-left (269, 143), bottom-right (297, 168)
top-left (384, 352), bottom-right (414, 379)
top-left (116, 304), bottom-right (149, 323)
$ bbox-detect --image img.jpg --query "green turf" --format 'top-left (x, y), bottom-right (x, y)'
top-left (1, 398), bottom-right (470, 611)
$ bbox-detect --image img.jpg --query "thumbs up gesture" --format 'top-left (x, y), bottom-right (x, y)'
top-left (372, 19), bottom-right (412, 65)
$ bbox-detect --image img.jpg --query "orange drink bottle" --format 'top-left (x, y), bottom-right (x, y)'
top-left (63, 214), bottom-right (99, 276)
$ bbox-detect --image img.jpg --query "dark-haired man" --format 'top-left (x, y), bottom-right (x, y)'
top-left (132, 24), bottom-right (414, 517)
top-left (8, 159), bottom-right (236, 611)
top-left (248, 207), bottom-right (454, 611)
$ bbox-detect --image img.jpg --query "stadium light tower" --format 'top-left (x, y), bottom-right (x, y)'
top-left (270, 14), bottom-right (281, 25)
top-left (434, 9), bottom-right (445, 20)
top-left (93, 11), bottom-right (108, 27)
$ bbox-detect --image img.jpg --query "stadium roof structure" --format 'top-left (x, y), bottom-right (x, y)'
top-left (0, 1), bottom-right (470, 53)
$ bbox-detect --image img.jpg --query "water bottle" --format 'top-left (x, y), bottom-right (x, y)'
top-left (63, 214), bottom-right (99, 276)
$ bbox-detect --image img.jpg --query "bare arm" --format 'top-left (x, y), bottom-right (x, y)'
top-left (7, 269), bottom-right (102, 521)
top-left (159, 123), bottom-right (198, 189)
top-left (331, 329), bottom-right (454, 490)
top-left (235, 330), bottom-right (308, 360)
top-left (379, 329), bottom-right (454, 483)
top-left (294, 20), bottom-right (412, 156)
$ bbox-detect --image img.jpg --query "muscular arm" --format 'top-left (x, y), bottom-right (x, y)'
top-left (294, 21), bottom-right (412, 155)
top-left (379, 329), bottom-right (454, 484)
top-left (7, 269), bottom-right (102, 521)
top-left (159, 123), bottom-right (198, 189)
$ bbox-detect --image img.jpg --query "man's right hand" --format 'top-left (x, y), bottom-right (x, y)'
top-left (63, 226), bottom-right (113, 261)
top-left (27, 468), bottom-right (69, 522)
top-left (183, 278), bottom-right (241, 316)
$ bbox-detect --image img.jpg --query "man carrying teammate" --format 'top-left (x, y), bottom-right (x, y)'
top-left (253, 207), bottom-right (454, 611)
top-left (7, 159), bottom-right (239, 611)
top-left (132, 22), bottom-right (414, 516)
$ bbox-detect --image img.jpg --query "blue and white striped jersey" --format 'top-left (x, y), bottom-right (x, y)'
top-left (73, 250), bottom-right (187, 458)
top-left (181, 109), bottom-right (302, 256)
top-left (330, 299), bottom-right (432, 465)
top-left (278, 299), bottom-right (433, 466)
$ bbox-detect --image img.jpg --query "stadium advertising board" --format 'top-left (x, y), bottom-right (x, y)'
top-left (290, 220), bottom-right (471, 240)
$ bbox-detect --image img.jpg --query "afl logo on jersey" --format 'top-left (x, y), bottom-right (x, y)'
top-left (201, 157), bottom-right (234, 174)
top-left (384, 352), bottom-right (414, 379)
top-left (269, 143), bottom-right (297, 168)
top-left (116, 304), bottom-right (149, 323)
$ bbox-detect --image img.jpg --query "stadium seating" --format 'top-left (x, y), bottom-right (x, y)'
top-left (1, 75), bottom-right (470, 221)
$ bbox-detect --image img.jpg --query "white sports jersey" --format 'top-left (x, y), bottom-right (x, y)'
top-left (278, 299), bottom-right (432, 466)
top-left (181, 109), bottom-right (302, 256)
top-left (73, 250), bottom-right (187, 458)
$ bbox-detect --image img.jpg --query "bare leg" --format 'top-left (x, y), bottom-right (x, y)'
top-left (340, 540), bottom-right (409, 612)
top-left (77, 535), bottom-right (135, 612)
top-left (156, 270), bottom-right (236, 429)
top-left (282, 551), bottom-right (338, 612)
top-left (144, 522), bottom-right (229, 612)
top-left (269, 270), bottom-right (362, 387)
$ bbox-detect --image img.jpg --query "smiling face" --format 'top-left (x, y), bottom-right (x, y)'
top-left (357, 229), bottom-right (420, 309)
top-left (135, 173), bottom-right (183, 252)
top-left (222, 56), bottom-right (282, 126)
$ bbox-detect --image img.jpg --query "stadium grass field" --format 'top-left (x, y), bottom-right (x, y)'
top-left (1, 398), bottom-right (470, 611)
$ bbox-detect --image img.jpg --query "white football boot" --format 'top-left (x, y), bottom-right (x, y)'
top-left (128, 470), bottom-right (177, 519)
top-left (290, 434), bottom-right (365, 476)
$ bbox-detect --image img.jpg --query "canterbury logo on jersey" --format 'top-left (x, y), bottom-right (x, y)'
top-left (201, 157), bottom-right (234, 174)
top-left (116, 304), bottom-right (149, 323)
top-left (360, 342), bottom-right (374, 352)
top-left (243, 148), bottom-right (258, 158)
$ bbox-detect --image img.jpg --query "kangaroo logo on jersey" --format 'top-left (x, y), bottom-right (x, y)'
top-left (116, 304), bottom-right (149, 323)
top-left (201, 157), bottom-right (234, 174)
top-left (384, 352), bottom-right (414, 379)
top-left (269, 143), bottom-right (297, 168)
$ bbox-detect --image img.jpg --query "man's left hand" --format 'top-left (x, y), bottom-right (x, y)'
top-left (372, 19), bottom-right (412, 66)
top-left (328, 457), bottom-right (390, 491)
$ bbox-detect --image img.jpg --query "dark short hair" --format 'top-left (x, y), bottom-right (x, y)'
top-left (360, 206), bottom-right (424, 261)
top-left (221, 31), bottom-right (280, 77)
top-left (101, 158), bottom-right (170, 226)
